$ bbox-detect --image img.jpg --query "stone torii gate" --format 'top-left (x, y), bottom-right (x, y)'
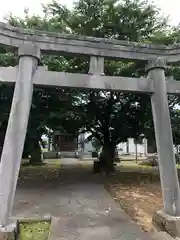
top-left (0, 22), bottom-right (180, 235)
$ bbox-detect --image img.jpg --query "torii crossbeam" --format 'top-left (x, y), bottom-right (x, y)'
top-left (0, 22), bottom-right (179, 237)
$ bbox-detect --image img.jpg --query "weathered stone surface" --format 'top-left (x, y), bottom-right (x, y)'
top-left (18, 216), bottom-right (51, 223)
top-left (0, 45), bottom-right (40, 226)
top-left (18, 43), bottom-right (40, 59)
top-left (148, 62), bottom-right (180, 215)
top-left (146, 58), bottom-right (166, 72)
top-left (43, 151), bottom-right (58, 159)
top-left (0, 232), bottom-right (14, 240)
top-left (0, 21), bottom-right (180, 61)
top-left (13, 163), bottom-right (155, 240)
top-left (0, 222), bottom-right (17, 240)
top-left (153, 210), bottom-right (180, 238)
top-left (152, 231), bottom-right (177, 240)
top-left (88, 56), bottom-right (104, 75)
top-left (0, 66), bottom-right (180, 95)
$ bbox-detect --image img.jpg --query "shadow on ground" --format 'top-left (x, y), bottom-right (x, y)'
top-left (13, 159), bottom-right (155, 239)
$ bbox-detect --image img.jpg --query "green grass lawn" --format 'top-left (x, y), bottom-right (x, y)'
top-left (19, 221), bottom-right (50, 240)
top-left (177, 164), bottom-right (180, 169)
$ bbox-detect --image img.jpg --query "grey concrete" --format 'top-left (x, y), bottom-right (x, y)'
top-left (18, 44), bottom-right (40, 59)
top-left (0, 66), bottom-right (46, 84)
top-left (25, 70), bottom-right (180, 95)
top-left (166, 81), bottom-right (180, 95)
top-left (59, 152), bottom-right (78, 158)
top-left (0, 44), bottom-right (40, 226)
top-left (43, 151), bottom-right (58, 159)
top-left (0, 222), bottom-right (17, 240)
top-left (153, 210), bottom-right (180, 238)
top-left (152, 231), bottom-right (178, 240)
top-left (33, 69), bottom-right (156, 93)
top-left (0, 66), bottom-right (155, 93)
top-left (1, 22), bottom-right (180, 62)
top-left (88, 56), bottom-right (104, 75)
top-left (0, 66), bottom-right (17, 83)
top-left (147, 58), bottom-right (180, 216)
top-left (12, 164), bottom-right (154, 240)
top-left (1, 66), bottom-right (180, 94)
top-left (0, 20), bottom-right (180, 238)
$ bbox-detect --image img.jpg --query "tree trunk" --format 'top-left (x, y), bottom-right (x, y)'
top-left (126, 140), bottom-right (129, 154)
top-left (135, 143), bottom-right (138, 163)
top-left (29, 139), bottom-right (42, 165)
top-left (176, 145), bottom-right (179, 154)
top-left (48, 136), bottom-right (51, 151)
top-left (0, 121), bottom-right (7, 159)
top-left (23, 136), bottom-right (30, 159)
top-left (94, 144), bottom-right (116, 174)
top-left (147, 138), bottom-right (157, 153)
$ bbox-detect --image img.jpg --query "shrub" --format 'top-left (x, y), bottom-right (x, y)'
top-left (175, 153), bottom-right (180, 164)
top-left (140, 155), bottom-right (158, 167)
top-left (92, 151), bottom-right (98, 158)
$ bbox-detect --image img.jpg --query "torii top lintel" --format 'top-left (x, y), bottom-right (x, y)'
top-left (0, 21), bottom-right (180, 62)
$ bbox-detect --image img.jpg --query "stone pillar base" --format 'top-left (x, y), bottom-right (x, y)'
top-left (153, 210), bottom-right (180, 238)
top-left (0, 222), bottom-right (17, 240)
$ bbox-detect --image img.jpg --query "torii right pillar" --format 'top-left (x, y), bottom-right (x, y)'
top-left (146, 58), bottom-right (180, 237)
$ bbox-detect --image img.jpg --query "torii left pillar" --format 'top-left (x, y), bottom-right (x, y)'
top-left (0, 44), bottom-right (40, 228)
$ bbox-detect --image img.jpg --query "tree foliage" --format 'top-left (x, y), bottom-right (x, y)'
top-left (0, 0), bottom-right (180, 168)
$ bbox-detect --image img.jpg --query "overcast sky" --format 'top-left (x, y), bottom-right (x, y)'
top-left (0, 0), bottom-right (179, 26)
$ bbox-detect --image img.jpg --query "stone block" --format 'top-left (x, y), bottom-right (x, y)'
top-left (153, 210), bottom-right (180, 238)
top-left (152, 231), bottom-right (175, 240)
top-left (60, 151), bottom-right (78, 158)
top-left (0, 222), bottom-right (17, 240)
top-left (43, 151), bottom-right (58, 159)
top-left (18, 215), bottom-right (51, 224)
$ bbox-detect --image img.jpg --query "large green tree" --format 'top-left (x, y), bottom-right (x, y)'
top-left (65, 0), bottom-right (167, 172)
top-left (1, 0), bottom-right (180, 170)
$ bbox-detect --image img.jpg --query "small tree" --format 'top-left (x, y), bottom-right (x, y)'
top-left (134, 136), bottom-right (144, 163)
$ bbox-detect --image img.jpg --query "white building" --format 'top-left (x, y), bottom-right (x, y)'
top-left (81, 136), bottom-right (148, 157)
top-left (117, 138), bottom-right (147, 156)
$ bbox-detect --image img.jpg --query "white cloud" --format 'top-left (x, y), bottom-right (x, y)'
top-left (0, 0), bottom-right (179, 25)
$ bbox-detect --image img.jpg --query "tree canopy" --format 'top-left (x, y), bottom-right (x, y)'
top-left (0, 0), bottom-right (180, 168)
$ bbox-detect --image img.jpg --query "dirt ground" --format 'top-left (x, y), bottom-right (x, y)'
top-left (104, 163), bottom-right (163, 232)
top-left (15, 159), bottom-right (157, 240)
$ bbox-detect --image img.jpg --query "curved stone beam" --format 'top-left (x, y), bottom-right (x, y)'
top-left (0, 22), bottom-right (180, 62)
top-left (1, 66), bottom-right (180, 94)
